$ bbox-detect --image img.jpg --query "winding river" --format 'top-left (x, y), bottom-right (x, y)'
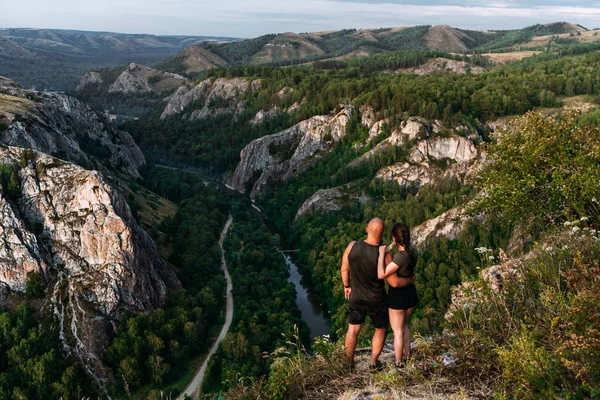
top-left (283, 255), bottom-right (331, 340)
top-left (157, 165), bottom-right (331, 339)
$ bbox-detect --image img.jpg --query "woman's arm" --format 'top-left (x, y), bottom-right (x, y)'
top-left (387, 274), bottom-right (416, 288)
top-left (378, 246), bottom-right (399, 279)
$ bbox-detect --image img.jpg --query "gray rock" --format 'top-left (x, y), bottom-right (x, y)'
top-left (0, 146), bottom-right (179, 387)
top-left (0, 78), bottom-right (145, 178)
top-left (161, 77), bottom-right (260, 119)
top-left (75, 71), bottom-right (103, 91)
top-left (229, 107), bottom-right (354, 198)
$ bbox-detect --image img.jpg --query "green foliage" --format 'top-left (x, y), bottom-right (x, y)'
top-left (0, 302), bottom-right (94, 399)
top-left (18, 148), bottom-right (35, 168)
top-left (106, 170), bottom-right (229, 396)
top-left (202, 202), bottom-right (308, 393)
top-left (222, 329), bottom-right (348, 400)
top-left (445, 226), bottom-right (600, 398)
top-left (0, 163), bottom-right (20, 201)
top-left (131, 50), bottom-right (600, 176)
top-left (472, 112), bottom-right (600, 232)
top-left (202, 35), bottom-right (277, 65)
top-left (25, 272), bottom-right (44, 299)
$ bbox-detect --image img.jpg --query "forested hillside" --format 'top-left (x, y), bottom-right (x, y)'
top-left (156, 22), bottom-right (592, 73)
top-left (2, 22), bottom-right (600, 399)
top-left (109, 36), bottom-right (600, 398)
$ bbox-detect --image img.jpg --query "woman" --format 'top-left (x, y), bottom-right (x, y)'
top-left (378, 223), bottom-right (418, 368)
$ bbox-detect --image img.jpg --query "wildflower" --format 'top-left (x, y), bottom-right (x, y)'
top-left (580, 216), bottom-right (589, 222)
top-left (488, 256), bottom-right (496, 261)
top-left (571, 226), bottom-right (580, 234)
top-left (475, 247), bottom-right (490, 254)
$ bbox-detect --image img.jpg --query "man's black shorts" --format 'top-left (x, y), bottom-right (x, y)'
top-left (348, 305), bottom-right (388, 328)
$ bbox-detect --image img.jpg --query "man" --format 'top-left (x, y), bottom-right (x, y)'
top-left (340, 218), bottom-right (414, 372)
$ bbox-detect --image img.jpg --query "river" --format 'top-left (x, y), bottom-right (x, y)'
top-left (283, 255), bottom-right (331, 340)
top-left (156, 165), bottom-right (331, 341)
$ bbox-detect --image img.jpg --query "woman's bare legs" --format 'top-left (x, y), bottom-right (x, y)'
top-left (389, 309), bottom-right (406, 365)
top-left (403, 308), bottom-right (413, 359)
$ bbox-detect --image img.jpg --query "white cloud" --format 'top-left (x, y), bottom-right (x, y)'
top-left (1, 0), bottom-right (599, 37)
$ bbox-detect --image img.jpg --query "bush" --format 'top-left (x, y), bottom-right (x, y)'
top-left (25, 271), bottom-right (44, 299)
top-left (445, 227), bottom-right (600, 398)
top-left (472, 112), bottom-right (600, 233)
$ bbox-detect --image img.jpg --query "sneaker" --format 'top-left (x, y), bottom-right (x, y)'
top-left (369, 360), bottom-right (385, 373)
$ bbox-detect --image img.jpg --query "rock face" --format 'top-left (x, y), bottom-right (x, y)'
top-left (400, 58), bottom-right (486, 75)
top-left (250, 106), bottom-right (279, 125)
top-left (409, 136), bottom-right (478, 164)
top-left (0, 77), bottom-right (179, 388)
top-left (107, 63), bottom-right (186, 94)
top-left (75, 63), bottom-right (187, 95)
top-left (161, 77), bottom-right (261, 119)
top-left (230, 107), bottom-right (354, 198)
top-left (75, 71), bottom-right (103, 91)
top-left (352, 117), bottom-right (432, 166)
top-left (296, 184), bottom-right (371, 219)
top-left (411, 207), bottom-right (467, 247)
top-left (0, 78), bottom-right (145, 178)
top-left (0, 146), bottom-right (179, 387)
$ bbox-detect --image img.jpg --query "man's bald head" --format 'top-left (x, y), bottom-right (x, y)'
top-left (366, 218), bottom-right (385, 240)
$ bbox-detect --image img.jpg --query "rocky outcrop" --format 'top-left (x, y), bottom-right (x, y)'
top-left (230, 107), bottom-right (354, 198)
top-left (376, 162), bottom-right (437, 188)
top-left (0, 186), bottom-right (47, 292)
top-left (250, 106), bottom-right (279, 125)
top-left (161, 77), bottom-right (261, 119)
top-left (360, 105), bottom-right (376, 128)
top-left (373, 134), bottom-right (479, 190)
top-left (76, 63), bottom-right (187, 96)
top-left (0, 145), bottom-right (179, 386)
top-left (411, 207), bottom-right (467, 247)
top-left (295, 184), bottom-right (371, 219)
top-left (353, 117), bottom-right (433, 165)
top-left (409, 135), bottom-right (478, 164)
top-left (75, 71), bottom-right (103, 91)
top-left (0, 78), bottom-right (145, 177)
top-left (108, 63), bottom-right (154, 93)
top-left (11, 147), bottom-right (177, 312)
top-left (400, 58), bottom-right (486, 75)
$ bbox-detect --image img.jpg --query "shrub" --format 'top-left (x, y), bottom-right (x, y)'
top-left (445, 228), bottom-right (600, 398)
top-left (472, 112), bottom-right (600, 233)
top-left (25, 271), bottom-right (44, 298)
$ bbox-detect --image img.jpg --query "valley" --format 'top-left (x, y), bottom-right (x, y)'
top-left (0, 18), bottom-right (599, 400)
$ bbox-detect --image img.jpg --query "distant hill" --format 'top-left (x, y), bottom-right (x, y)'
top-left (158, 21), bottom-right (592, 71)
top-left (0, 28), bottom-right (239, 90)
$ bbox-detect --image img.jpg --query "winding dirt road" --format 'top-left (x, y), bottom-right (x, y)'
top-left (178, 215), bottom-right (234, 399)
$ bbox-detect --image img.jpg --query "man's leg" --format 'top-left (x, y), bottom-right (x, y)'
top-left (345, 324), bottom-right (361, 364)
top-left (369, 306), bottom-right (389, 367)
top-left (370, 327), bottom-right (386, 366)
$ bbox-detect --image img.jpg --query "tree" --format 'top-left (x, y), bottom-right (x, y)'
top-left (472, 112), bottom-right (600, 231)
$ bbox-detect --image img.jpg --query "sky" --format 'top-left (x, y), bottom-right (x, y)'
top-left (2, 0), bottom-right (600, 38)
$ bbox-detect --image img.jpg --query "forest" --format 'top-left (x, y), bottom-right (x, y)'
top-left (2, 33), bottom-right (600, 399)
top-left (126, 45), bottom-right (600, 177)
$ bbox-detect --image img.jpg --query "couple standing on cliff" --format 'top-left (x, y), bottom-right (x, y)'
top-left (340, 218), bottom-right (418, 372)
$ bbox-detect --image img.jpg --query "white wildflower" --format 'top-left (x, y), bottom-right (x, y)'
top-left (488, 256), bottom-right (496, 261)
top-left (580, 216), bottom-right (589, 222)
top-left (571, 226), bottom-right (580, 234)
top-left (475, 247), bottom-right (490, 254)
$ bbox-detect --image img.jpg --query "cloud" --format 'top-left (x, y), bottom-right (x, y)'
top-left (1, 0), bottom-right (599, 37)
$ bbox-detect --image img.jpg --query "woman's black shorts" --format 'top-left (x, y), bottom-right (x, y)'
top-left (388, 284), bottom-right (419, 310)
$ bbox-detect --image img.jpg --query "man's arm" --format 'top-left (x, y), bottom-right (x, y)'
top-left (341, 241), bottom-right (355, 300)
